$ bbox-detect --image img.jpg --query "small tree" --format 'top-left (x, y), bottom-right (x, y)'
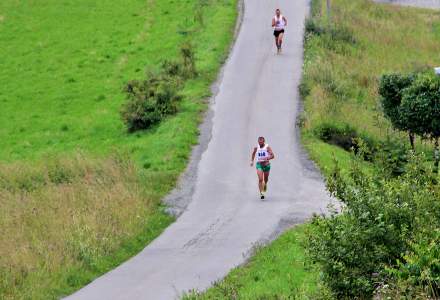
top-left (400, 73), bottom-right (440, 171)
top-left (379, 73), bottom-right (416, 149)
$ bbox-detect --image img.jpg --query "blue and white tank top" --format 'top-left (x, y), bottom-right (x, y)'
top-left (256, 144), bottom-right (270, 162)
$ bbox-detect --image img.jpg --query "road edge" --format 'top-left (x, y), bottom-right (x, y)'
top-left (164, 0), bottom-right (245, 216)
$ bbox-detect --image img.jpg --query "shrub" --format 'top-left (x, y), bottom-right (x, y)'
top-left (374, 136), bottom-right (409, 177)
top-left (161, 59), bottom-right (183, 78)
top-left (305, 18), bottom-right (326, 37)
top-left (121, 40), bottom-right (197, 133)
top-left (299, 80), bottom-right (311, 99)
top-left (385, 231), bottom-right (440, 298)
top-left (314, 122), bottom-right (359, 152)
top-left (121, 73), bottom-right (181, 132)
top-left (161, 41), bottom-right (197, 80)
top-left (306, 153), bottom-right (440, 299)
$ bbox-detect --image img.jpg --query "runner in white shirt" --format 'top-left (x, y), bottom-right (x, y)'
top-left (272, 9), bottom-right (287, 54)
top-left (250, 137), bottom-right (275, 199)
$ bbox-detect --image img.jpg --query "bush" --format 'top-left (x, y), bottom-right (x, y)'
top-left (306, 153), bottom-right (440, 299)
top-left (314, 122), bottom-right (359, 152)
top-left (121, 73), bottom-right (181, 132)
top-left (121, 40), bottom-right (197, 132)
top-left (161, 41), bottom-right (198, 80)
top-left (374, 137), bottom-right (409, 177)
top-left (305, 18), bottom-right (326, 36)
top-left (385, 231), bottom-right (440, 298)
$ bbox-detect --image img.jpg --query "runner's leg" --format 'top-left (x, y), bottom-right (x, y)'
top-left (257, 169), bottom-right (265, 193)
top-left (278, 32), bottom-right (284, 50)
top-left (263, 171), bottom-right (270, 192)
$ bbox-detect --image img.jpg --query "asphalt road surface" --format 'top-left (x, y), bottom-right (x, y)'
top-left (374, 0), bottom-right (440, 8)
top-left (66, 0), bottom-right (331, 299)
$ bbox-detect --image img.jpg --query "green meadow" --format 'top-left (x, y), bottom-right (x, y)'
top-left (0, 0), bottom-right (236, 163)
top-left (0, 0), bottom-right (237, 298)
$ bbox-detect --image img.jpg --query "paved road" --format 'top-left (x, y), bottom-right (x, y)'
top-left (374, 0), bottom-right (440, 9)
top-left (66, 1), bottom-right (331, 299)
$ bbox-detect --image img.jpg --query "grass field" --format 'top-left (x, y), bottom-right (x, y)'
top-left (0, 0), bottom-right (238, 298)
top-left (301, 0), bottom-right (440, 171)
top-left (0, 0), bottom-right (236, 163)
top-left (184, 225), bottom-right (320, 300)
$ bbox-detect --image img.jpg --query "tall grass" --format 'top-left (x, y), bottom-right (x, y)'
top-left (301, 0), bottom-right (440, 170)
top-left (0, 154), bottom-right (173, 299)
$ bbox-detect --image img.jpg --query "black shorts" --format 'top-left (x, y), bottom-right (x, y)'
top-left (273, 29), bottom-right (285, 37)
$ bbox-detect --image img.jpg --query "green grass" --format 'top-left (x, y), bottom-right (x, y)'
top-left (185, 225), bottom-right (320, 300)
top-left (301, 0), bottom-right (440, 173)
top-left (0, 0), bottom-right (238, 299)
top-left (0, 0), bottom-right (236, 162)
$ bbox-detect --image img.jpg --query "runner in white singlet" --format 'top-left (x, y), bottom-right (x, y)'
top-left (250, 137), bottom-right (275, 199)
top-left (272, 9), bottom-right (287, 54)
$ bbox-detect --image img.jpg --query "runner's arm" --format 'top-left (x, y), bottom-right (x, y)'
top-left (251, 147), bottom-right (257, 166)
top-left (271, 17), bottom-right (275, 28)
top-left (267, 147), bottom-right (275, 161)
top-left (283, 16), bottom-right (287, 26)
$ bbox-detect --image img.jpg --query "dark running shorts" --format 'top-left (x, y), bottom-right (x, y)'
top-left (273, 29), bottom-right (285, 37)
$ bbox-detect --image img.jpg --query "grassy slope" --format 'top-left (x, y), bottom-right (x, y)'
top-left (0, 0), bottom-right (235, 164)
top-left (185, 225), bottom-right (319, 300)
top-left (0, 0), bottom-right (237, 299)
top-left (302, 0), bottom-right (440, 172)
top-left (190, 1), bottom-right (440, 299)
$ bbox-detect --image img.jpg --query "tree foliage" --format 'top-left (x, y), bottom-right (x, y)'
top-left (379, 73), bottom-right (415, 133)
top-left (400, 73), bottom-right (440, 140)
top-left (306, 153), bottom-right (440, 299)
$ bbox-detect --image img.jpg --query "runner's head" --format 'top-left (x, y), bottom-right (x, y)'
top-left (258, 136), bottom-right (265, 147)
top-left (275, 9), bottom-right (281, 17)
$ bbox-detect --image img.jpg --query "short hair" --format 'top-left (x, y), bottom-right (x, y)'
top-left (276, 8), bottom-right (280, 12)
top-left (258, 136), bottom-right (265, 141)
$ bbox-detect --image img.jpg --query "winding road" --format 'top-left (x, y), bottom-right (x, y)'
top-left (66, 1), bottom-right (332, 299)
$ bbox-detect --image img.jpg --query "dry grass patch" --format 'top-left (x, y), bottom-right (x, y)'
top-left (0, 154), bottom-right (166, 299)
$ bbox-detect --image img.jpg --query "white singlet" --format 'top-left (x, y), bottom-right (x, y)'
top-left (273, 15), bottom-right (285, 31)
top-left (256, 144), bottom-right (270, 162)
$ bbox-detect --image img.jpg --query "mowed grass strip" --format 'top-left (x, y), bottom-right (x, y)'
top-left (0, 0), bottom-right (238, 298)
top-left (301, 0), bottom-right (440, 171)
top-left (184, 225), bottom-right (320, 300)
